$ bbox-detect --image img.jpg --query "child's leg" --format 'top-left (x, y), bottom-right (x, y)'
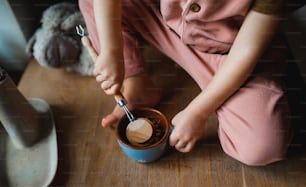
top-left (217, 75), bottom-right (292, 166)
top-left (216, 42), bottom-right (293, 166)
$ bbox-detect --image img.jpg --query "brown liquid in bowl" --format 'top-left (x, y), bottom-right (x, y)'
top-left (117, 108), bottom-right (168, 148)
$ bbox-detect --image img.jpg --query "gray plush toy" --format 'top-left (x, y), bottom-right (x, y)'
top-left (26, 2), bottom-right (94, 76)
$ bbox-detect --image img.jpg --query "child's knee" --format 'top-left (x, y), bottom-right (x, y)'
top-left (232, 145), bottom-right (287, 166)
top-left (219, 128), bottom-right (290, 166)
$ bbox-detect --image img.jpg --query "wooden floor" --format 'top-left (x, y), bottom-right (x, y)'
top-left (17, 57), bottom-right (306, 187)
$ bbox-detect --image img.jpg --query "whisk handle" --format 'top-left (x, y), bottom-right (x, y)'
top-left (114, 94), bottom-right (126, 107)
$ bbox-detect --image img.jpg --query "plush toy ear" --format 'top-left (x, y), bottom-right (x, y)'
top-left (41, 2), bottom-right (78, 31)
top-left (32, 29), bottom-right (81, 68)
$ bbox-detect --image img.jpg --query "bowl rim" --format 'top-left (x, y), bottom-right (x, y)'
top-left (116, 107), bottom-right (170, 150)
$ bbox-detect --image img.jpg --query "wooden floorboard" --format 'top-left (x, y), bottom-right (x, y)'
top-left (16, 59), bottom-right (306, 187)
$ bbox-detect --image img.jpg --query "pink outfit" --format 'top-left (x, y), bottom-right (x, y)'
top-left (79, 0), bottom-right (292, 166)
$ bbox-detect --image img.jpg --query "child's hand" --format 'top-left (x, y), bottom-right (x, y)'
top-left (81, 37), bottom-right (124, 95)
top-left (94, 50), bottom-right (124, 95)
top-left (169, 108), bottom-right (207, 152)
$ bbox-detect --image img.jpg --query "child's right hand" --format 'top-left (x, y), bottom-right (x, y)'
top-left (94, 49), bottom-right (124, 95)
top-left (81, 37), bottom-right (124, 96)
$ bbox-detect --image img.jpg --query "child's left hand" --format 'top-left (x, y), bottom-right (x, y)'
top-left (169, 108), bottom-right (208, 152)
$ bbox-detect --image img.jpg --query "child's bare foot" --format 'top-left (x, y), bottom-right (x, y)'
top-left (101, 74), bottom-right (161, 128)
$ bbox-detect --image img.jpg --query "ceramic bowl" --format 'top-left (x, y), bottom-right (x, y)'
top-left (116, 107), bottom-right (170, 163)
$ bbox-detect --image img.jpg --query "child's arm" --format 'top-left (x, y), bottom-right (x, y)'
top-left (170, 11), bottom-right (282, 152)
top-left (92, 0), bottom-right (124, 95)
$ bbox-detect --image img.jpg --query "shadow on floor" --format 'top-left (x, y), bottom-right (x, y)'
top-left (285, 59), bottom-right (306, 158)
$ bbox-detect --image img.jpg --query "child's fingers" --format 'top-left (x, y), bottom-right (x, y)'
top-left (104, 84), bottom-right (121, 96)
top-left (80, 36), bottom-right (122, 95)
top-left (81, 36), bottom-right (98, 61)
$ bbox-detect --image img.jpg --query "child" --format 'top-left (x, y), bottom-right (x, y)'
top-left (79, 0), bottom-right (298, 166)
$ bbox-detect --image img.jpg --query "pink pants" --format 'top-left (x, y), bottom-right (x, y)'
top-left (79, 0), bottom-right (292, 166)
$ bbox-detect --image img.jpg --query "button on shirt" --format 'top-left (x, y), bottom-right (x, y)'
top-left (160, 0), bottom-right (252, 54)
top-left (190, 3), bottom-right (201, 12)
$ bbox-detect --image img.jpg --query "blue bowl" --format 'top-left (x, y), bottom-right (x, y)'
top-left (116, 107), bottom-right (170, 163)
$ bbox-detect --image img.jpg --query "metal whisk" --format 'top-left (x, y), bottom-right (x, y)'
top-left (76, 24), bottom-right (85, 37)
top-left (115, 97), bottom-right (135, 122)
